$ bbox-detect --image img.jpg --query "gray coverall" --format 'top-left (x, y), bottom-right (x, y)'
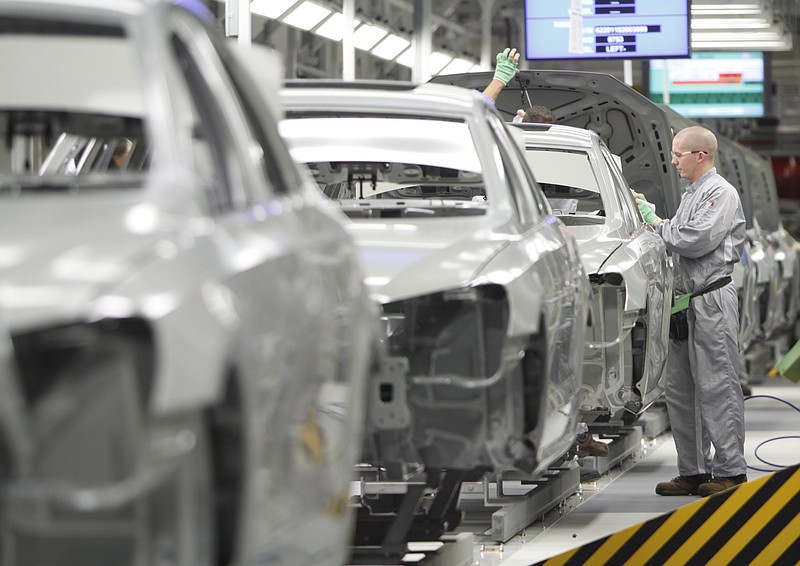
top-left (656, 168), bottom-right (747, 478)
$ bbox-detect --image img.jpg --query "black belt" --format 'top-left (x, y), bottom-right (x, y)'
top-left (692, 276), bottom-right (732, 299)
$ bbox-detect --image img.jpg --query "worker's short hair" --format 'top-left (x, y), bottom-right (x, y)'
top-left (523, 105), bottom-right (555, 124)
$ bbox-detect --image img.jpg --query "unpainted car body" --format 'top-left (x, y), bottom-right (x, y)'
top-left (0, 2), bottom-right (378, 565)
top-left (739, 145), bottom-right (799, 336)
top-left (515, 123), bottom-right (672, 423)
top-left (279, 81), bottom-right (590, 478)
top-left (433, 70), bottom-right (682, 423)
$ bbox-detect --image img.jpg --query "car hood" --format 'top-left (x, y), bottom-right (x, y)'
top-left (346, 217), bottom-right (508, 304)
top-left (430, 71), bottom-right (682, 220)
top-left (0, 197), bottom-right (177, 331)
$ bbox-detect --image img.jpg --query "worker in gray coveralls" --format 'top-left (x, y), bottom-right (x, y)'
top-left (636, 126), bottom-right (748, 497)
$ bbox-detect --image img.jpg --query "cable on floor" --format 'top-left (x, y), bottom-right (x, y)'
top-left (744, 393), bottom-right (800, 473)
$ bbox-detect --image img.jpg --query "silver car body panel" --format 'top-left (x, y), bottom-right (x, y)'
top-left (280, 81), bottom-right (590, 477)
top-left (740, 147), bottom-right (799, 332)
top-left (0, 2), bottom-right (377, 564)
top-left (517, 124), bottom-right (672, 421)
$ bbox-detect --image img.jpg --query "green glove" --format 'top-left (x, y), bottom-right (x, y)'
top-left (637, 199), bottom-right (659, 225)
top-left (493, 48), bottom-right (518, 85)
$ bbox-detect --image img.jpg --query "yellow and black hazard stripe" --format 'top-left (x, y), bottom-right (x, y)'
top-left (535, 464), bottom-right (800, 566)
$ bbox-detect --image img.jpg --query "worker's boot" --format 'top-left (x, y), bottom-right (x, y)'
top-left (655, 474), bottom-right (712, 496)
top-left (574, 432), bottom-right (609, 456)
top-left (697, 475), bottom-right (747, 497)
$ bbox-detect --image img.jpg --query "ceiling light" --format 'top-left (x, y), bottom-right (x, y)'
top-left (691, 27), bottom-right (792, 51)
top-left (250, 0), bottom-right (299, 19)
top-left (439, 57), bottom-right (476, 75)
top-left (470, 63), bottom-right (490, 72)
top-left (395, 47), bottom-right (415, 68)
top-left (371, 34), bottom-right (411, 60)
top-left (394, 47), bottom-right (478, 73)
top-left (692, 31), bottom-right (788, 41)
top-left (316, 12), bottom-right (352, 41)
top-left (693, 39), bottom-right (792, 50)
top-left (429, 52), bottom-right (453, 75)
top-left (281, 1), bottom-right (331, 31)
top-left (691, 18), bottom-right (771, 30)
top-left (353, 22), bottom-right (389, 50)
top-left (690, 3), bottom-right (763, 16)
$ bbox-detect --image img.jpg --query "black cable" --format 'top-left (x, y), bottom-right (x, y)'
top-left (743, 394), bottom-right (800, 473)
top-left (753, 436), bottom-right (800, 470)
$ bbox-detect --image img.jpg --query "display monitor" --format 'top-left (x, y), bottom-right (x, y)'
top-left (649, 52), bottom-right (765, 118)
top-left (524, 0), bottom-right (690, 60)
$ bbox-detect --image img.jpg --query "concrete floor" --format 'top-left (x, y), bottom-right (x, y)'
top-left (469, 376), bottom-right (800, 565)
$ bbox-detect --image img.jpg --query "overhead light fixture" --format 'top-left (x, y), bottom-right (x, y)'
top-left (692, 40), bottom-right (792, 50)
top-left (687, 1), bottom-right (792, 51)
top-left (316, 12), bottom-right (351, 41)
top-left (371, 34), bottom-right (411, 60)
top-left (281, 1), bottom-right (331, 31)
top-left (692, 30), bottom-right (789, 41)
top-left (690, 3), bottom-right (763, 16)
top-left (691, 18), bottom-right (771, 30)
top-left (439, 57), bottom-right (477, 76)
top-left (691, 29), bottom-right (792, 51)
top-left (395, 47), bottom-right (415, 68)
top-left (429, 52), bottom-right (453, 75)
top-left (243, 2), bottom-right (480, 72)
top-left (692, 29), bottom-right (788, 43)
top-left (394, 47), bottom-right (478, 74)
top-left (353, 22), bottom-right (389, 51)
top-left (250, 0), bottom-right (299, 19)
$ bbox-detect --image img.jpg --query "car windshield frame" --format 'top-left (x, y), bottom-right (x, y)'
top-left (524, 146), bottom-right (605, 218)
top-left (0, 23), bottom-right (152, 184)
top-left (280, 115), bottom-right (492, 218)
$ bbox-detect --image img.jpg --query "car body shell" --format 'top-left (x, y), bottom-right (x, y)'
top-left (515, 123), bottom-right (672, 422)
top-left (0, 2), bottom-right (377, 565)
top-left (279, 81), bottom-right (591, 478)
top-left (739, 145), bottom-right (799, 336)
